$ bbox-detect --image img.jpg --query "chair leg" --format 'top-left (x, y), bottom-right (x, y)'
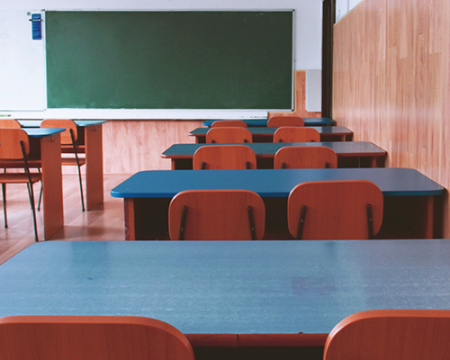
top-left (26, 182), bottom-right (39, 242)
top-left (76, 163), bottom-right (85, 212)
top-left (296, 205), bottom-right (307, 240)
top-left (367, 204), bottom-right (374, 239)
top-left (2, 183), bottom-right (7, 228)
top-left (179, 206), bottom-right (188, 240)
top-left (247, 206), bottom-right (256, 240)
top-left (37, 168), bottom-right (43, 211)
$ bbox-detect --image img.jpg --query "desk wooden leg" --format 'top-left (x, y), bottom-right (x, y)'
top-left (124, 198), bottom-right (136, 241)
top-left (424, 196), bottom-right (434, 239)
top-left (370, 157), bottom-right (377, 168)
top-left (85, 125), bottom-right (104, 210)
top-left (41, 133), bottom-right (64, 239)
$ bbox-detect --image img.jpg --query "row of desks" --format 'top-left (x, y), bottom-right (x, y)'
top-left (13, 121), bottom-right (106, 239)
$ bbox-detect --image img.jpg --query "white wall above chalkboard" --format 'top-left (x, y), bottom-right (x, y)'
top-left (0, 10), bottom-right (45, 111)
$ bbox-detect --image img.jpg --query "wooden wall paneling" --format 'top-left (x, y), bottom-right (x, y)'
top-left (102, 120), bottom-right (203, 174)
top-left (333, 0), bottom-right (450, 236)
top-left (269, 70), bottom-right (322, 118)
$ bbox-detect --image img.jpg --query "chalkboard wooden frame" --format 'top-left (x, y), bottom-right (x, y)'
top-left (45, 11), bottom-right (294, 110)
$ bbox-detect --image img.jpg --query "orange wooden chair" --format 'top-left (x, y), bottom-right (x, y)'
top-left (0, 129), bottom-right (41, 242)
top-left (273, 127), bottom-right (320, 143)
top-left (267, 116), bottom-right (304, 127)
top-left (206, 127), bottom-right (253, 143)
top-left (41, 119), bottom-right (86, 211)
top-left (193, 145), bottom-right (257, 170)
top-left (288, 180), bottom-right (383, 240)
top-left (169, 189), bottom-right (265, 240)
top-left (0, 119), bottom-right (22, 129)
top-left (0, 315), bottom-right (195, 360)
top-left (210, 120), bottom-right (247, 128)
top-left (274, 146), bottom-right (338, 169)
top-left (324, 310), bottom-right (450, 360)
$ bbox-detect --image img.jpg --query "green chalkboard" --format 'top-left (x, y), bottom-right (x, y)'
top-left (45, 11), bottom-right (293, 110)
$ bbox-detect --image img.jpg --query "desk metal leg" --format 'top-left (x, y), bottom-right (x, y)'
top-left (40, 133), bottom-right (64, 239)
top-left (85, 125), bottom-right (104, 210)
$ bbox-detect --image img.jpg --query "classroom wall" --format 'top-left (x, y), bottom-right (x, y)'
top-left (333, 0), bottom-right (450, 236)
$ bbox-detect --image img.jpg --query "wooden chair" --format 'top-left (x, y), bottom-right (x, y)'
top-left (0, 119), bottom-right (22, 129)
top-left (169, 189), bottom-right (265, 240)
top-left (267, 116), bottom-right (304, 127)
top-left (210, 120), bottom-right (247, 128)
top-left (288, 180), bottom-right (383, 240)
top-left (274, 146), bottom-right (338, 169)
top-left (273, 127), bottom-right (320, 143)
top-left (41, 119), bottom-right (86, 211)
top-left (0, 315), bottom-right (195, 360)
top-left (324, 310), bottom-right (450, 360)
top-left (0, 129), bottom-right (41, 242)
top-left (206, 127), bottom-right (253, 143)
top-left (193, 145), bottom-right (257, 170)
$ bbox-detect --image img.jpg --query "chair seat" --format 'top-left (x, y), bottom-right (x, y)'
top-left (0, 160), bottom-right (42, 168)
top-left (0, 173), bottom-right (41, 184)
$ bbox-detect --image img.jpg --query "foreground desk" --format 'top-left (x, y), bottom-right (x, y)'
top-left (111, 168), bottom-right (443, 240)
top-left (202, 117), bottom-right (335, 127)
top-left (19, 120), bottom-right (105, 210)
top-left (190, 126), bottom-right (353, 143)
top-left (1, 240), bottom-right (450, 357)
top-left (0, 129), bottom-right (64, 239)
top-left (162, 142), bottom-right (387, 169)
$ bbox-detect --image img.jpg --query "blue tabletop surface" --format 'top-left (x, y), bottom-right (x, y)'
top-left (190, 126), bottom-right (351, 136)
top-left (162, 142), bottom-right (386, 157)
top-left (23, 128), bottom-right (65, 137)
top-left (202, 118), bottom-right (335, 127)
top-left (0, 240), bottom-right (449, 334)
top-left (111, 168), bottom-right (443, 198)
top-left (18, 120), bottom-right (106, 128)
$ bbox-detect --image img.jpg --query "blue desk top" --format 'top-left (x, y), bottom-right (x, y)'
top-left (1, 240), bottom-right (449, 334)
top-left (190, 126), bottom-right (351, 136)
top-left (23, 128), bottom-right (65, 137)
top-left (202, 118), bottom-right (335, 127)
top-left (162, 142), bottom-right (386, 158)
top-left (111, 168), bottom-right (443, 198)
top-left (18, 120), bottom-right (106, 128)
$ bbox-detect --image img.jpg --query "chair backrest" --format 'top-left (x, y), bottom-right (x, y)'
top-left (267, 116), bottom-right (304, 127)
top-left (324, 310), bottom-right (450, 360)
top-left (210, 120), bottom-right (247, 128)
top-left (0, 129), bottom-right (30, 160)
top-left (41, 119), bottom-right (78, 145)
top-left (274, 146), bottom-right (338, 169)
top-left (273, 127), bottom-right (320, 143)
top-left (288, 180), bottom-right (383, 240)
top-left (193, 145), bottom-right (257, 170)
top-left (0, 119), bottom-right (21, 129)
top-left (0, 315), bottom-right (194, 360)
top-left (206, 127), bottom-right (253, 143)
top-left (169, 189), bottom-right (265, 240)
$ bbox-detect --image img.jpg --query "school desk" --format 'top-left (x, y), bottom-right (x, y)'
top-left (1, 128), bottom-right (65, 239)
top-left (110, 168), bottom-right (444, 240)
top-left (161, 142), bottom-right (387, 169)
top-left (1, 239), bottom-right (449, 353)
top-left (19, 120), bottom-right (106, 210)
top-left (202, 117), bottom-right (335, 127)
top-left (189, 126), bottom-right (353, 143)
